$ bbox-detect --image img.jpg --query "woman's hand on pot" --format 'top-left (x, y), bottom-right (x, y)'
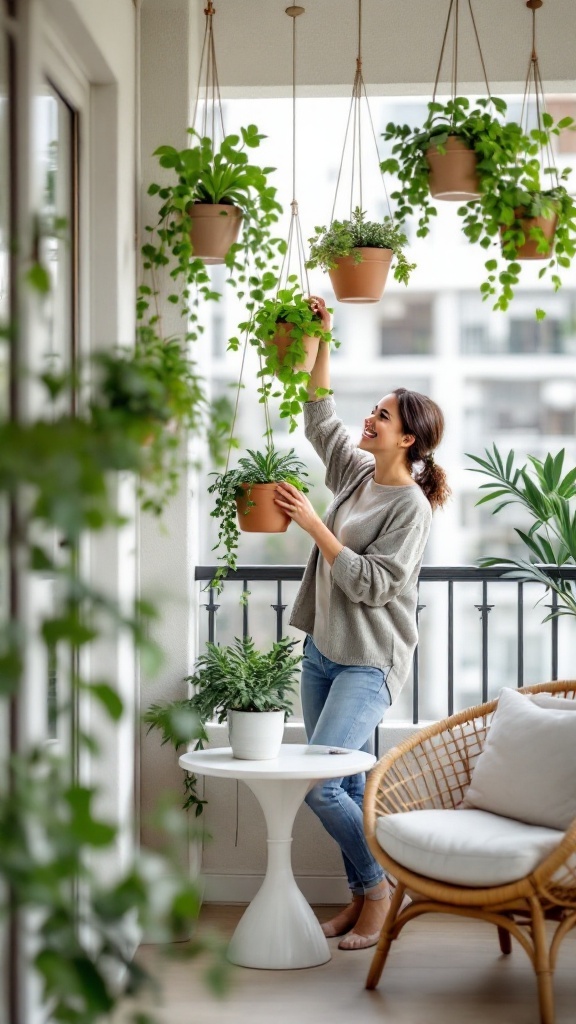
top-left (274, 483), bottom-right (321, 533)
top-left (308, 295), bottom-right (332, 333)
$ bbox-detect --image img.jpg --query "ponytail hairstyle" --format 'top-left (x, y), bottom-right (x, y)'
top-left (393, 388), bottom-right (451, 510)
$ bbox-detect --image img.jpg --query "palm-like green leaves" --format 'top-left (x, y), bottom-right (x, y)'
top-left (467, 445), bottom-right (576, 619)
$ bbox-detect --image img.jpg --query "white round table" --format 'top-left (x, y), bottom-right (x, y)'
top-left (179, 743), bottom-right (376, 970)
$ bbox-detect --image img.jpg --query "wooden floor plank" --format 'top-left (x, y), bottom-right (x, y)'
top-left (114, 904), bottom-right (576, 1024)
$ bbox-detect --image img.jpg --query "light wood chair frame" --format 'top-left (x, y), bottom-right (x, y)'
top-left (364, 681), bottom-right (576, 1024)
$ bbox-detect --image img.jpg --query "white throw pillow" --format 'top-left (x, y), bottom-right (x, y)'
top-left (531, 692), bottom-right (576, 711)
top-left (462, 686), bottom-right (576, 831)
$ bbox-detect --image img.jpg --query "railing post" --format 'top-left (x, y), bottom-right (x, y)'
top-left (517, 581), bottom-right (524, 689)
top-left (271, 580), bottom-right (287, 642)
top-left (475, 580), bottom-right (494, 703)
top-left (204, 586), bottom-right (219, 644)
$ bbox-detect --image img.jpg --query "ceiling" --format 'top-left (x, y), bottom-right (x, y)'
top-left (203, 0), bottom-right (576, 97)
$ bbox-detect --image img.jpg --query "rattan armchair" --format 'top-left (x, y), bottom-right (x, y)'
top-left (364, 681), bottom-right (576, 1024)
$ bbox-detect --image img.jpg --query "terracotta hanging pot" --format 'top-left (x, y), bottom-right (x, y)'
top-left (269, 322), bottom-right (320, 374)
top-left (236, 483), bottom-right (291, 533)
top-left (503, 210), bottom-right (558, 260)
top-left (329, 248), bottom-right (392, 303)
top-left (426, 136), bottom-right (480, 201)
top-left (187, 203), bottom-right (243, 264)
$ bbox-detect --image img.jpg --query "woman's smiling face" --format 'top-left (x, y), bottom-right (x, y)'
top-left (358, 393), bottom-right (414, 453)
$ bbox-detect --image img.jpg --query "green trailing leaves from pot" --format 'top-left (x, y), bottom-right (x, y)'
top-left (381, 96), bottom-right (525, 239)
top-left (382, 97), bottom-right (576, 316)
top-left (306, 207), bottom-right (415, 285)
top-left (467, 445), bottom-right (576, 620)
top-left (461, 171), bottom-right (576, 315)
top-left (139, 126), bottom-right (283, 346)
top-left (238, 281), bottom-right (335, 433)
top-left (208, 446), bottom-right (309, 593)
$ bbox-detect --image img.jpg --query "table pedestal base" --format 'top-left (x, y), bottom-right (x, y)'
top-left (227, 778), bottom-right (330, 970)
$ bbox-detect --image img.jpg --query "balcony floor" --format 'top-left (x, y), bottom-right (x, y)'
top-left (118, 904), bottom-right (576, 1024)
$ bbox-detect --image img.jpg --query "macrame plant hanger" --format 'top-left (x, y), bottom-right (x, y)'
top-left (431, 0), bottom-right (492, 112)
top-left (276, 6), bottom-right (311, 298)
top-left (191, 0), bottom-right (225, 144)
top-left (330, 0), bottom-right (393, 226)
top-left (520, 0), bottom-right (558, 192)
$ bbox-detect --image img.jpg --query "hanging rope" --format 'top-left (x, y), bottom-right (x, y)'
top-left (432, 0), bottom-right (491, 106)
top-left (277, 6), bottom-right (311, 296)
top-left (330, 0), bottom-right (393, 223)
top-left (191, 1), bottom-right (226, 143)
top-left (520, 2), bottom-right (558, 187)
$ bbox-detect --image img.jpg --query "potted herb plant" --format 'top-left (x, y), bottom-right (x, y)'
top-left (208, 446), bottom-right (308, 592)
top-left (306, 207), bottom-right (414, 303)
top-left (380, 97), bottom-right (527, 238)
top-left (145, 636), bottom-right (301, 761)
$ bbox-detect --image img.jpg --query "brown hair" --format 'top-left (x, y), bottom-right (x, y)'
top-left (393, 387), bottom-right (451, 510)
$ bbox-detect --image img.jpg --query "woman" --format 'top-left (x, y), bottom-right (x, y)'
top-left (274, 297), bottom-right (450, 951)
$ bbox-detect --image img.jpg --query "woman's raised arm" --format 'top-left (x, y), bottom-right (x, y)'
top-left (307, 296), bottom-right (331, 400)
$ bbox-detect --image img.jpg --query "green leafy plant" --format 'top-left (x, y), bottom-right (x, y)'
top-left (144, 636), bottom-right (301, 813)
top-left (382, 97), bottom-right (576, 316)
top-left (467, 445), bottom-right (576, 619)
top-left (0, 350), bottom-right (230, 1021)
top-left (235, 281), bottom-right (334, 432)
top-left (147, 635), bottom-right (300, 727)
top-left (208, 446), bottom-right (309, 592)
top-left (307, 206), bottom-right (415, 285)
top-left (93, 332), bottom-right (232, 515)
top-left (381, 96), bottom-right (526, 238)
top-left (139, 126), bottom-right (283, 346)
top-left (461, 172), bottom-right (576, 315)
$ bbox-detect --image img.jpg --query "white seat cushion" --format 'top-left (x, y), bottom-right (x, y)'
top-left (462, 687), bottom-right (576, 831)
top-left (375, 808), bottom-right (564, 887)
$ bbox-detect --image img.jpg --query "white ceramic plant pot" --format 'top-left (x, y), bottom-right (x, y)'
top-left (227, 709), bottom-right (286, 760)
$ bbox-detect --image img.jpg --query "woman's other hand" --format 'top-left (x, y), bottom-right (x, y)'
top-left (308, 295), bottom-right (332, 333)
top-left (274, 482), bottom-right (322, 533)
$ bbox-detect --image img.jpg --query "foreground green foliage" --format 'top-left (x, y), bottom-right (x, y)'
top-left (0, 346), bottom-right (229, 1020)
top-left (467, 445), bottom-right (576, 619)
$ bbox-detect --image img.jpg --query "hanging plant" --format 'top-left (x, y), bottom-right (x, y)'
top-left (140, 126), bottom-right (282, 337)
top-left (317, 0), bottom-right (414, 305)
top-left (237, 282), bottom-right (334, 433)
top-left (208, 446), bottom-right (309, 593)
top-left (461, 0), bottom-right (576, 315)
top-left (307, 207), bottom-right (414, 302)
top-left (460, 171), bottom-right (576, 315)
top-left (381, 96), bottom-right (528, 238)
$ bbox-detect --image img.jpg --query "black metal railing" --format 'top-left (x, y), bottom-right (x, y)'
top-left (195, 565), bottom-right (576, 729)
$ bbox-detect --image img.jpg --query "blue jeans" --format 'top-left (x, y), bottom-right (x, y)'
top-left (301, 635), bottom-right (392, 895)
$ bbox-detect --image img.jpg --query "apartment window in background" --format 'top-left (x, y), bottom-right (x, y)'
top-left (379, 296), bottom-right (433, 355)
top-left (508, 316), bottom-right (563, 354)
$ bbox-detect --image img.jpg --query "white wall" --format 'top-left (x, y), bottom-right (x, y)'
top-left (138, 0), bottom-right (200, 859)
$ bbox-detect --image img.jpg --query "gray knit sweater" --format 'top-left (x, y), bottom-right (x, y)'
top-left (289, 397), bottom-right (432, 703)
